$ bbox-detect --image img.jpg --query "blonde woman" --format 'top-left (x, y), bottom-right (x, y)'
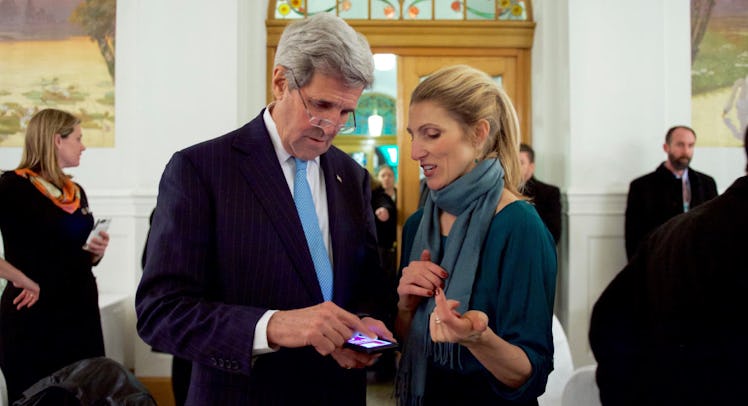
top-left (0, 108), bottom-right (109, 403)
top-left (396, 65), bottom-right (556, 405)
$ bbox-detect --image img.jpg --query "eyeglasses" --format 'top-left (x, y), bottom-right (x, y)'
top-left (288, 69), bottom-right (357, 134)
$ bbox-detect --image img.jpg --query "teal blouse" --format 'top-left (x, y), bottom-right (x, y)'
top-left (400, 200), bottom-right (557, 403)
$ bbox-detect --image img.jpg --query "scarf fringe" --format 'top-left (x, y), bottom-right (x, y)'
top-left (397, 339), bottom-right (465, 406)
top-left (396, 369), bottom-right (423, 406)
top-left (428, 340), bottom-right (463, 370)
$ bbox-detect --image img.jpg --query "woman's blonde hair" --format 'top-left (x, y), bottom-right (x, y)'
top-left (17, 108), bottom-right (80, 189)
top-left (410, 64), bottom-right (523, 195)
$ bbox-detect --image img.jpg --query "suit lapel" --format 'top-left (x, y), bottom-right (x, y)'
top-left (233, 115), bottom-right (323, 302)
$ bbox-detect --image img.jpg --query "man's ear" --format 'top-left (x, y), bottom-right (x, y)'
top-left (271, 66), bottom-right (289, 101)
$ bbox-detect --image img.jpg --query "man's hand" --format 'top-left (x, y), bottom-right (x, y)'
top-left (375, 207), bottom-right (390, 222)
top-left (330, 316), bottom-right (395, 369)
top-left (266, 302), bottom-right (377, 356)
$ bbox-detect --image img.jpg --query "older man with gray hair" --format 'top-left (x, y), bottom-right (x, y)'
top-left (136, 13), bottom-right (393, 405)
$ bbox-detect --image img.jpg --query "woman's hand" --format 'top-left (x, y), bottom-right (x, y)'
top-left (429, 287), bottom-right (489, 345)
top-left (374, 207), bottom-right (390, 222)
top-left (86, 230), bottom-right (110, 262)
top-left (429, 288), bottom-right (532, 388)
top-left (396, 250), bottom-right (448, 313)
top-left (11, 274), bottom-right (40, 310)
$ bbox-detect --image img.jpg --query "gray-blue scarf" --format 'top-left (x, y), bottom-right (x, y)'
top-left (396, 159), bottom-right (504, 405)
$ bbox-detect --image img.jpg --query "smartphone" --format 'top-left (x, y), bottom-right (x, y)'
top-left (83, 218), bottom-right (111, 250)
top-left (344, 332), bottom-right (398, 354)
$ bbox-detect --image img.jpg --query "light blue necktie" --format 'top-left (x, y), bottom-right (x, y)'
top-left (293, 158), bottom-right (333, 301)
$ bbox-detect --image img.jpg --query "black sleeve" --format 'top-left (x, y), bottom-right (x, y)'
top-left (544, 186), bottom-right (562, 243)
top-left (141, 209), bottom-right (155, 270)
top-left (589, 256), bottom-right (647, 406)
top-left (624, 181), bottom-right (645, 260)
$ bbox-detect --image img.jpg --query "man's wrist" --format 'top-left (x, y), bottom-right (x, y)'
top-left (253, 310), bottom-right (279, 355)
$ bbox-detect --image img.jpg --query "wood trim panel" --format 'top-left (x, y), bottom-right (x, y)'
top-left (138, 376), bottom-right (175, 406)
top-left (268, 20), bottom-right (535, 49)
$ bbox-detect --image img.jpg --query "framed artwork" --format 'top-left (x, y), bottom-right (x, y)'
top-left (691, 0), bottom-right (748, 147)
top-left (0, 0), bottom-right (116, 147)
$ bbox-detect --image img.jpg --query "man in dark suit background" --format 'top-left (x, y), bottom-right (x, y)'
top-left (136, 14), bottom-right (393, 405)
top-left (519, 143), bottom-right (561, 244)
top-left (624, 125), bottom-right (718, 259)
top-left (590, 127), bottom-right (748, 406)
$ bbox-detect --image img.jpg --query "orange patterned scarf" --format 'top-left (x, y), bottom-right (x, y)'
top-left (15, 168), bottom-right (81, 214)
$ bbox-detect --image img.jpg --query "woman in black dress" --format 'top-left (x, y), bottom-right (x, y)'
top-left (370, 165), bottom-right (398, 382)
top-left (371, 165), bottom-right (397, 281)
top-left (0, 109), bottom-right (110, 403)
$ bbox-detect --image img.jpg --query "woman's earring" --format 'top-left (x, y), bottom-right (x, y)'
top-left (474, 158), bottom-right (479, 164)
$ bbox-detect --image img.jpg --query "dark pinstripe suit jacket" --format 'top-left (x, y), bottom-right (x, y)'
top-left (135, 111), bottom-right (390, 405)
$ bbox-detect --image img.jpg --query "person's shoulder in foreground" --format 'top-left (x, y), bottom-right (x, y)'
top-left (592, 127), bottom-right (748, 406)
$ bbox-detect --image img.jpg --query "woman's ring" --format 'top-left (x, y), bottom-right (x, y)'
top-left (434, 316), bottom-right (441, 324)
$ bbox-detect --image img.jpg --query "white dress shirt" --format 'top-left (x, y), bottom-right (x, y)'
top-left (251, 108), bottom-right (333, 355)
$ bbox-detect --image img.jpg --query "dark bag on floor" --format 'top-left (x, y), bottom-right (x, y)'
top-left (13, 357), bottom-right (156, 406)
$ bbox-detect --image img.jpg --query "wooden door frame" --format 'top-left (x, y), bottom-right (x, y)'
top-left (267, 20), bottom-right (534, 136)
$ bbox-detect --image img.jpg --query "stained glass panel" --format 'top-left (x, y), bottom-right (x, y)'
top-left (338, 0), bottom-right (368, 19)
top-left (498, 0), bottom-right (527, 20)
top-left (273, 1), bottom-right (530, 21)
top-left (435, 0), bottom-right (465, 20)
top-left (306, 0), bottom-right (337, 15)
top-left (371, 0), bottom-right (401, 20)
top-left (274, 0), bottom-right (305, 19)
top-left (403, 0), bottom-right (433, 20)
top-left (465, 0), bottom-right (496, 20)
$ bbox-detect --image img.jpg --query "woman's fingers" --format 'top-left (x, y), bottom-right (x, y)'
top-left (430, 288), bottom-right (487, 344)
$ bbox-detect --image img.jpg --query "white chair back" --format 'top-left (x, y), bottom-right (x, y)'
top-left (0, 366), bottom-right (7, 406)
top-left (561, 364), bottom-right (601, 406)
top-left (538, 315), bottom-right (574, 406)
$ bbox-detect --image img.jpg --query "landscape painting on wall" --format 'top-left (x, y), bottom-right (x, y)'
top-left (0, 0), bottom-right (116, 147)
top-left (691, 0), bottom-right (748, 147)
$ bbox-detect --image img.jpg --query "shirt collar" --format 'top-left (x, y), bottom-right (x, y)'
top-left (680, 167), bottom-right (689, 181)
top-left (263, 105), bottom-right (320, 167)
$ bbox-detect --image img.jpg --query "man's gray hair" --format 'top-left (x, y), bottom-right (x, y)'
top-left (275, 13), bottom-right (374, 90)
